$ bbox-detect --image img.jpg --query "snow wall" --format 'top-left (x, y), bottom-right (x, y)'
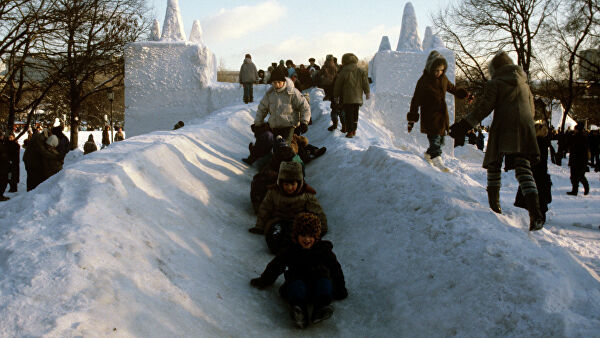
top-left (124, 41), bottom-right (268, 137)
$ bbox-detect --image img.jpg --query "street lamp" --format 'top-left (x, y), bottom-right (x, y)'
top-left (107, 90), bottom-right (114, 142)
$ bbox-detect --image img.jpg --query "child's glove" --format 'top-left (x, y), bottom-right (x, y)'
top-left (250, 277), bottom-right (269, 289)
top-left (299, 123), bottom-right (308, 134)
top-left (407, 122), bottom-right (415, 133)
top-left (333, 286), bottom-right (348, 300)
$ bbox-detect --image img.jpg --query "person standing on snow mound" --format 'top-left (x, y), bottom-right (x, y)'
top-left (250, 212), bottom-right (347, 329)
top-left (333, 53), bottom-right (370, 138)
top-left (242, 67), bottom-right (311, 165)
top-left (407, 50), bottom-right (471, 170)
top-left (239, 53), bottom-right (258, 104)
top-left (449, 51), bottom-right (544, 231)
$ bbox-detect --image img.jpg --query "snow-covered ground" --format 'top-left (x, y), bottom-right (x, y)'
top-left (1, 88), bottom-right (599, 336)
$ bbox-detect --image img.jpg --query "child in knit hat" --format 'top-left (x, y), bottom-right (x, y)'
top-left (249, 161), bottom-right (327, 254)
top-left (250, 212), bottom-right (348, 329)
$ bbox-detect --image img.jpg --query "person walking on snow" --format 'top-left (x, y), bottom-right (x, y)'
top-left (407, 50), bottom-right (471, 171)
top-left (449, 51), bottom-right (544, 231)
top-left (566, 122), bottom-right (590, 196)
top-left (242, 67), bottom-right (311, 165)
top-left (239, 53), bottom-right (258, 104)
top-left (333, 53), bottom-right (370, 138)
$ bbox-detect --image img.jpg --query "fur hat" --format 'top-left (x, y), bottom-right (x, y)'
top-left (270, 67), bottom-right (286, 82)
top-left (425, 50), bottom-right (447, 75)
top-left (46, 135), bottom-right (59, 147)
top-left (277, 161), bottom-right (303, 185)
top-left (292, 212), bottom-right (321, 240)
top-left (245, 53), bottom-right (251, 59)
top-left (490, 51), bottom-right (514, 76)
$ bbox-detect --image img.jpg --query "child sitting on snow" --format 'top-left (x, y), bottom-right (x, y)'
top-left (250, 136), bottom-right (304, 214)
top-left (250, 212), bottom-right (348, 328)
top-left (248, 161), bottom-right (327, 255)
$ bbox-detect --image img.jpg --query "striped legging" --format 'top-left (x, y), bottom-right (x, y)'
top-left (487, 156), bottom-right (538, 196)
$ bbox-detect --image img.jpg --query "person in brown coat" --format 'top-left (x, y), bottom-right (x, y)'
top-left (407, 50), bottom-right (470, 170)
top-left (249, 161), bottom-right (327, 254)
top-left (449, 51), bottom-right (544, 231)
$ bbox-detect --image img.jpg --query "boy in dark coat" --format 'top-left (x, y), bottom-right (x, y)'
top-left (566, 122), bottom-right (590, 196)
top-left (408, 50), bottom-right (470, 170)
top-left (250, 212), bottom-right (348, 328)
top-left (450, 51), bottom-right (544, 231)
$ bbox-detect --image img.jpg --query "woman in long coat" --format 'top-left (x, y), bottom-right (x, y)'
top-left (450, 51), bottom-right (544, 231)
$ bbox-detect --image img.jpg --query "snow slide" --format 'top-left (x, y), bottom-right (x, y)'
top-left (0, 89), bottom-right (599, 336)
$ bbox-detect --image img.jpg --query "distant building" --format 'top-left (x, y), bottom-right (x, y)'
top-left (578, 49), bottom-right (600, 81)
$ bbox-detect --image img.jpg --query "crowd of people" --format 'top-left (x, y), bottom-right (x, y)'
top-left (0, 123), bottom-right (126, 200)
top-left (240, 50), bottom-right (599, 328)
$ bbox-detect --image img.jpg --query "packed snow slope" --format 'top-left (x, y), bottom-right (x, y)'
top-left (1, 88), bottom-right (599, 337)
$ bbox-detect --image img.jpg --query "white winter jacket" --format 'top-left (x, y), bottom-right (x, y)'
top-left (255, 78), bottom-right (311, 129)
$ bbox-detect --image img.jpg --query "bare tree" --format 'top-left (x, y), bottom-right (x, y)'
top-left (433, 0), bottom-right (557, 85)
top-left (535, 0), bottom-right (599, 131)
top-left (40, 0), bottom-right (149, 148)
top-left (0, 0), bottom-right (62, 137)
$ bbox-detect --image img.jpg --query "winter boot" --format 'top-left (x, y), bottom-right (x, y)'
top-left (345, 131), bottom-right (354, 138)
top-left (583, 179), bottom-right (590, 195)
top-left (524, 192), bottom-right (544, 231)
top-left (311, 305), bottom-right (333, 324)
top-left (431, 155), bottom-right (450, 172)
top-left (340, 123), bottom-right (347, 133)
top-left (290, 305), bottom-right (309, 329)
top-left (424, 152), bottom-right (433, 164)
top-left (313, 147), bottom-right (327, 157)
top-left (327, 122), bottom-right (337, 131)
top-left (486, 186), bottom-right (502, 214)
top-left (0, 196), bottom-right (9, 202)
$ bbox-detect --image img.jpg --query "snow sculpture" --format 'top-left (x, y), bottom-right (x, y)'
top-left (124, 0), bottom-right (267, 137)
top-left (370, 3), bottom-right (455, 155)
top-left (150, 19), bottom-right (161, 41)
top-left (422, 26), bottom-right (445, 51)
top-left (189, 20), bottom-right (204, 45)
top-left (378, 36), bottom-right (392, 52)
top-left (396, 2), bottom-right (422, 52)
top-left (161, 0), bottom-right (186, 41)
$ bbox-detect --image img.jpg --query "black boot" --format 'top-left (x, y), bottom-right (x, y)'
top-left (487, 186), bottom-right (502, 214)
top-left (290, 305), bottom-right (308, 329)
top-left (524, 192), bottom-right (544, 231)
top-left (311, 305), bottom-right (333, 324)
top-left (327, 122), bottom-right (337, 131)
top-left (583, 177), bottom-right (590, 195)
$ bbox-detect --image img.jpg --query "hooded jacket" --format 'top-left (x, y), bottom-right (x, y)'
top-left (255, 78), bottom-right (311, 129)
top-left (255, 182), bottom-right (328, 237)
top-left (239, 57), bottom-right (258, 83)
top-left (333, 53), bottom-right (370, 105)
top-left (465, 52), bottom-right (539, 168)
top-left (408, 51), bottom-right (468, 135)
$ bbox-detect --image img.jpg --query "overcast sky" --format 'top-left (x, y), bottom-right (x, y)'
top-left (148, 0), bottom-right (450, 70)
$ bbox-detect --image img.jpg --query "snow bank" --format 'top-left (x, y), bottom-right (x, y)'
top-left (1, 87), bottom-right (599, 336)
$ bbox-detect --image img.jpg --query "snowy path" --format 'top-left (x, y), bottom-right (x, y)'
top-left (0, 88), bottom-right (599, 336)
